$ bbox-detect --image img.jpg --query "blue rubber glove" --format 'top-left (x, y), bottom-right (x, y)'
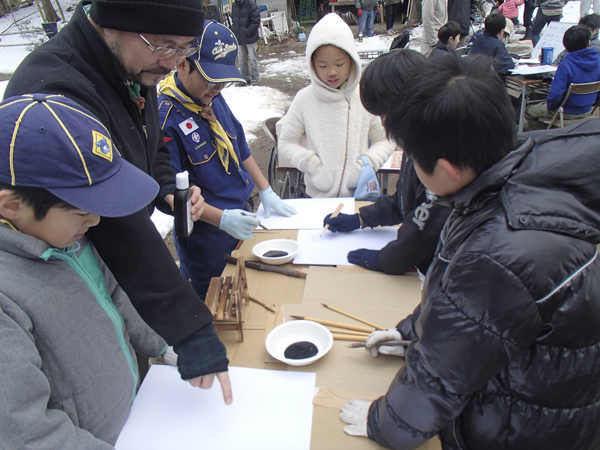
top-left (323, 213), bottom-right (361, 233)
top-left (219, 209), bottom-right (259, 240)
top-left (259, 186), bottom-right (297, 218)
top-left (347, 248), bottom-right (382, 272)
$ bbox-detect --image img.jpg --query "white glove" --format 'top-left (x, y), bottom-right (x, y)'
top-left (219, 209), bottom-right (259, 240)
top-left (365, 328), bottom-right (406, 357)
top-left (259, 186), bottom-right (297, 218)
top-left (340, 399), bottom-right (371, 437)
top-left (162, 346), bottom-right (178, 366)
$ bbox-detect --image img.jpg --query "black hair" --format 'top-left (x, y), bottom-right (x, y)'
top-left (563, 25), bottom-right (592, 52)
top-left (360, 49), bottom-right (428, 117)
top-left (579, 13), bottom-right (600, 32)
top-left (0, 182), bottom-right (75, 221)
top-left (385, 55), bottom-right (517, 175)
top-left (484, 12), bottom-right (506, 36)
top-left (438, 21), bottom-right (462, 45)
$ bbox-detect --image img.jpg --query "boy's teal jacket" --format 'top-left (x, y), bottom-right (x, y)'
top-left (0, 224), bottom-right (166, 449)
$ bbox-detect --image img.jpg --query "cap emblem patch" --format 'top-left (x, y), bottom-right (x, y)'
top-left (92, 131), bottom-right (113, 162)
top-left (212, 39), bottom-right (237, 60)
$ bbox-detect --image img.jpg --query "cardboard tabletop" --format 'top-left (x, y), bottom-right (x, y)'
top-left (216, 220), bottom-right (441, 450)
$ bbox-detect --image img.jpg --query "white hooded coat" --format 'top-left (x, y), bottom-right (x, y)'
top-left (278, 13), bottom-right (394, 198)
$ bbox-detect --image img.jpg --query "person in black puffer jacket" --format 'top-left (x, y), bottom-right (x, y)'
top-left (231, 0), bottom-right (261, 85)
top-left (340, 54), bottom-right (600, 450)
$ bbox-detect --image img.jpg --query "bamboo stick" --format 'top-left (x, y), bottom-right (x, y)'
top-left (249, 294), bottom-right (277, 313)
top-left (322, 303), bottom-right (386, 330)
top-left (332, 334), bottom-right (368, 342)
top-left (290, 315), bottom-right (375, 333)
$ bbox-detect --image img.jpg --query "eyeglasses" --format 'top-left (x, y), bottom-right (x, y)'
top-left (206, 81), bottom-right (234, 90)
top-left (138, 34), bottom-right (199, 60)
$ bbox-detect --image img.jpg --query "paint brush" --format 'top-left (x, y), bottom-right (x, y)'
top-left (241, 211), bottom-right (269, 230)
top-left (320, 202), bottom-right (344, 237)
top-left (321, 303), bottom-right (386, 330)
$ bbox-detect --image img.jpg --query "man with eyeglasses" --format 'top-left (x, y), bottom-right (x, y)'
top-left (157, 20), bottom-right (296, 300)
top-left (4, 0), bottom-right (233, 405)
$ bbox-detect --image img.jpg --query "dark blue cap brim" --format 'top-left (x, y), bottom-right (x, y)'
top-left (47, 158), bottom-right (159, 217)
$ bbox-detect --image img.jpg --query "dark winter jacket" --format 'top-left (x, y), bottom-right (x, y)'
top-left (469, 32), bottom-right (515, 75)
top-left (429, 40), bottom-right (455, 58)
top-left (355, 0), bottom-right (379, 11)
top-left (448, 0), bottom-right (477, 36)
top-left (3, 2), bottom-right (217, 349)
top-left (231, 0), bottom-right (260, 45)
top-left (367, 120), bottom-right (600, 450)
top-left (547, 47), bottom-right (600, 114)
top-left (359, 154), bottom-right (451, 275)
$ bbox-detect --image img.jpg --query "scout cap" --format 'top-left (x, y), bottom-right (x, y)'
top-left (0, 94), bottom-right (159, 217)
top-left (188, 20), bottom-right (245, 84)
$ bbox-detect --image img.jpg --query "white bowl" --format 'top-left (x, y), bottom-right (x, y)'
top-left (252, 239), bottom-right (299, 265)
top-left (265, 320), bottom-right (333, 366)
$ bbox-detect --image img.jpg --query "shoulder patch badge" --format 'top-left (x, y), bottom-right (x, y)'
top-left (179, 118), bottom-right (199, 135)
top-left (92, 131), bottom-right (113, 162)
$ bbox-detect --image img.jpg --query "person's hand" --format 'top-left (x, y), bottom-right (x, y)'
top-left (164, 186), bottom-right (205, 221)
top-left (340, 399), bottom-right (371, 437)
top-left (347, 248), bottom-right (382, 272)
top-left (323, 213), bottom-right (360, 232)
top-left (259, 186), bottom-right (297, 218)
top-left (219, 209), bottom-right (259, 240)
top-left (365, 328), bottom-right (406, 357)
top-left (189, 185), bottom-right (205, 221)
top-left (187, 371), bottom-right (233, 405)
top-left (357, 8), bottom-right (363, 16)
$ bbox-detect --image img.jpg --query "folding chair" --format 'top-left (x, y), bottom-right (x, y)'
top-left (261, 117), bottom-right (305, 199)
top-left (544, 81), bottom-right (600, 129)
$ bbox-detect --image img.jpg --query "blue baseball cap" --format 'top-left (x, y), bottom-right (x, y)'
top-left (0, 94), bottom-right (159, 217)
top-left (188, 20), bottom-right (245, 84)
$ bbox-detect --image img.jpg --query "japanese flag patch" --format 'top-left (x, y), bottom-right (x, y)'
top-left (178, 118), bottom-right (198, 135)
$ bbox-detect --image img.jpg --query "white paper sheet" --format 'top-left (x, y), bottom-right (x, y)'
top-left (115, 365), bottom-right (316, 450)
top-left (294, 227), bottom-right (399, 266)
top-left (256, 197), bottom-right (355, 230)
top-left (509, 64), bottom-right (557, 75)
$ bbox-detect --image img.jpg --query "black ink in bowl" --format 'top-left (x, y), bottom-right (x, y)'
top-left (284, 341), bottom-right (319, 359)
top-left (263, 250), bottom-right (289, 258)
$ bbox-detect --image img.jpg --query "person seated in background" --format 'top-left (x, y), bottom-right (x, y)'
top-left (525, 25), bottom-right (600, 130)
top-left (0, 94), bottom-right (170, 448)
top-left (429, 20), bottom-right (462, 58)
top-left (323, 49), bottom-right (451, 277)
top-left (158, 20), bottom-right (296, 300)
top-left (469, 12), bottom-right (516, 75)
top-left (278, 13), bottom-right (394, 198)
top-left (339, 53), bottom-right (600, 450)
top-left (553, 13), bottom-right (600, 65)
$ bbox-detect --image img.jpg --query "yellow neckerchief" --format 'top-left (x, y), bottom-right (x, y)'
top-left (0, 218), bottom-right (18, 231)
top-left (338, 80), bottom-right (348, 90)
top-left (159, 73), bottom-right (240, 173)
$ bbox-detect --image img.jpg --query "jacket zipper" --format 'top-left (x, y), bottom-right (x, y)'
top-left (336, 100), bottom-right (351, 196)
top-left (42, 247), bottom-right (139, 402)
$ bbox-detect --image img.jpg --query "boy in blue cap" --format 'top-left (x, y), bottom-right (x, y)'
top-left (0, 93), bottom-right (190, 448)
top-left (158, 20), bottom-right (296, 299)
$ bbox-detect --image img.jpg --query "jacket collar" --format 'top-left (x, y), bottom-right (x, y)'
top-left (437, 137), bottom-right (533, 211)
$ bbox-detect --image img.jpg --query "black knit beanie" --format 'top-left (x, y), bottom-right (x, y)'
top-left (90, 0), bottom-right (205, 36)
